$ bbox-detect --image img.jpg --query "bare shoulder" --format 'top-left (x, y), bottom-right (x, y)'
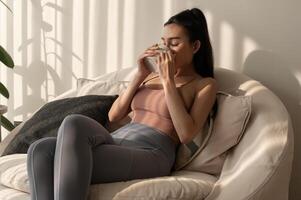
top-left (194, 76), bottom-right (218, 94)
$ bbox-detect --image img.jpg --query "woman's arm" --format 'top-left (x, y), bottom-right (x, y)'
top-left (157, 49), bottom-right (217, 144)
top-left (108, 43), bottom-right (161, 122)
top-left (163, 78), bottom-right (217, 144)
top-left (108, 74), bottom-right (147, 122)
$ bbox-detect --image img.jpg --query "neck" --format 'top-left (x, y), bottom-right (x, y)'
top-left (174, 63), bottom-right (196, 77)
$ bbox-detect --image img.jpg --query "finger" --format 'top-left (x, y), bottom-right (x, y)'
top-left (142, 53), bottom-right (156, 59)
top-left (148, 46), bottom-right (160, 51)
top-left (162, 51), bottom-right (167, 61)
top-left (145, 49), bottom-right (159, 54)
top-left (167, 51), bottom-right (172, 61)
top-left (158, 52), bottom-right (162, 63)
top-left (146, 48), bottom-right (158, 53)
top-left (160, 51), bottom-right (164, 61)
top-left (156, 56), bottom-right (160, 67)
top-left (141, 52), bottom-right (157, 57)
top-left (139, 52), bottom-right (157, 60)
top-left (145, 49), bottom-right (160, 55)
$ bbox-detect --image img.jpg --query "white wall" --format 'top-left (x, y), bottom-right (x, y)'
top-left (0, 0), bottom-right (300, 199)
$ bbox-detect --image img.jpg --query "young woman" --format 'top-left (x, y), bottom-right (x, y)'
top-left (27, 7), bottom-right (217, 200)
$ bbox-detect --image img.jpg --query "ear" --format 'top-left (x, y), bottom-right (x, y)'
top-left (193, 40), bottom-right (201, 54)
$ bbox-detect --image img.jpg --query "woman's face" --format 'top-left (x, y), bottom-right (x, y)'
top-left (161, 23), bottom-right (199, 71)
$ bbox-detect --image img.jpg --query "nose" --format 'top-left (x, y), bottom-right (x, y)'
top-left (167, 47), bottom-right (176, 55)
top-left (161, 43), bottom-right (175, 54)
top-left (165, 43), bottom-right (172, 50)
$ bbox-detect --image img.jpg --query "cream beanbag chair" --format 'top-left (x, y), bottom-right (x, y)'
top-left (0, 67), bottom-right (294, 200)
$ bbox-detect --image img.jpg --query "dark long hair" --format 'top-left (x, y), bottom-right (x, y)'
top-left (164, 8), bottom-right (214, 78)
top-left (164, 8), bottom-right (218, 117)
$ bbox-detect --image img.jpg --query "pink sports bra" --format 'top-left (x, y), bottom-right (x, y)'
top-left (130, 74), bottom-right (196, 143)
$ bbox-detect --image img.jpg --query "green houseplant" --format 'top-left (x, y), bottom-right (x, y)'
top-left (0, 0), bottom-right (15, 131)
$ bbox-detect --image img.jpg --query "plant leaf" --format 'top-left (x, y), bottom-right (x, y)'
top-left (0, 45), bottom-right (14, 68)
top-left (0, 82), bottom-right (9, 98)
top-left (0, 115), bottom-right (15, 132)
top-left (0, 0), bottom-right (12, 13)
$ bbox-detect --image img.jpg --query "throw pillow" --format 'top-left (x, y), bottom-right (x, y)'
top-left (0, 95), bottom-right (118, 156)
top-left (183, 91), bottom-right (252, 176)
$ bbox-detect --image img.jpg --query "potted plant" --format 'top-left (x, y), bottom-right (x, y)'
top-left (0, 0), bottom-right (15, 131)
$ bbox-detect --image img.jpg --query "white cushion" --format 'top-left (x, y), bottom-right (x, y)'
top-left (0, 183), bottom-right (29, 200)
top-left (77, 78), bottom-right (95, 89)
top-left (0, 154), bottom-right (29, 193)
top-left (77, 80), bottom-right (129, 97)
top-left (75, 67), bottom-right (137, 97)
top-left (113, 170), bottom-right (217, 200)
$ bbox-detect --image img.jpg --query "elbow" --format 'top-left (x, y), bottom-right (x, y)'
top-left (108, 111), bottom-right (118, 123)
top-left (108, 108), bottom-right (130, 123)
top-left (178, 131), bottom-right (194, 145)
top-left (108, 109), bottom-right (128, 123)
top-left (179, 134), bottom-right (194, 144)
top-left (108, 115), bottom-right (114, 123)
top-left (179, 137), bottom-right (191, 145)
top-left (178, 127), bottom-right (198, 144)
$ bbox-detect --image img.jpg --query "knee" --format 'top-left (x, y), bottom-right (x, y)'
top-left (27, 137), bottom-right (56, 159)
top-left (58, 114), bottom-right (88, 140)
top-left (61, 114), bottom-right (87, 129)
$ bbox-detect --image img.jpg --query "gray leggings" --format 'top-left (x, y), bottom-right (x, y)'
top-left (27, 114), bottom-right (177, 200)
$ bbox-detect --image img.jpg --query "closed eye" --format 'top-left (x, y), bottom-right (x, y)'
top-left (161, 37), bottom-right (181, 47)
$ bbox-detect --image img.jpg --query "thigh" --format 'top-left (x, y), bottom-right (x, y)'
top-left (58, 114), bottom-right (115, 146)
top-left (90, 144), bottom-right (169, 184)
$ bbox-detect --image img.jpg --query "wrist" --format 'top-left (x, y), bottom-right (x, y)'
top-left (135, 71), bottom-right (149, 81)
top-left (163, 78), bottom-right (176, 89)
top-left (131, 73), bottom-right (147, 87)
top-left (133, 73), bottom-right (145, 80)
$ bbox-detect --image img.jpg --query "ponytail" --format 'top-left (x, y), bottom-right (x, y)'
top-left (164, 8), bottom-right (214, 78)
